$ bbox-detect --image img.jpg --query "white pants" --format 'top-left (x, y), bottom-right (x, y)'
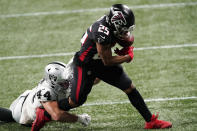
top-left (9, 90), bottom-right (31, 123)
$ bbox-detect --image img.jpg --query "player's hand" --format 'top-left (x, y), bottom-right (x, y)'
top-left (114, 46), bottom-right (134, 61)
top-left (78, 113), bottom-right (91, 126)
top-left (114, 47), bottom-right (126, 56)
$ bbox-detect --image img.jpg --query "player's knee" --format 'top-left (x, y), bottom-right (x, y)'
top-left (123, 84), bottom-right (135, 94)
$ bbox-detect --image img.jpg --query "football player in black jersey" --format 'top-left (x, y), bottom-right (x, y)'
top-left (59, 4), bottom-right (172, 129)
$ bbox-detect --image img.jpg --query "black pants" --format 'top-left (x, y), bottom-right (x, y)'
top-left (70, 60), bottom-right (132, 106)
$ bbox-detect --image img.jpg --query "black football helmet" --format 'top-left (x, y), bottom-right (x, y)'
top-left (107, 4), bottom-right (135, 39)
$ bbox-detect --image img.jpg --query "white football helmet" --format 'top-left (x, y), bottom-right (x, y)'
top-left (44, 61), bottom-right (67, 86)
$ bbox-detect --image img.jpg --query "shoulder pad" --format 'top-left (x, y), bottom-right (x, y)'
top-left (92, 23), bottom-right (112, 45)
top-left (36, 86), bottom-right (57, 102)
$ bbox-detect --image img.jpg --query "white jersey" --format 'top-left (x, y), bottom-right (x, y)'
top-left (10, 59), bottom-right (74, 125)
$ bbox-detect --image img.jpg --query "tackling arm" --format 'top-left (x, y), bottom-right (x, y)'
top-left (41, 101), bottom-right (91, 125)
top-left (42, 101), bottom-right (77, 122)
top-left (96, 42), bottom-right (131, 66)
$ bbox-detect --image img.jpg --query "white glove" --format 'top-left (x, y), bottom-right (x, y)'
top-left (77, 113), bottom-right (91, 126)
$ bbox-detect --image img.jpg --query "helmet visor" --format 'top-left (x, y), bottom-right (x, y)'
top-left (114, 25), bottom-right (135, 39)
top-left (57, 79), bottom-right (70, 89)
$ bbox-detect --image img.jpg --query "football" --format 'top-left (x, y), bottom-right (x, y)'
top-left (116, 34), bottom-right (134, 47)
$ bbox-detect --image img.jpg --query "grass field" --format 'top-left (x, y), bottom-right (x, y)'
top-left (0, 0), bottom-right (197, 131)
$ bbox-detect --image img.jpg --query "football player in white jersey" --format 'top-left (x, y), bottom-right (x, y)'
top-left (0, 60), bottom-right (91, 131)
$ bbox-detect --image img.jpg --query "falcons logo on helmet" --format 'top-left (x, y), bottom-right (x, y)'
top-left (111, 11), bottom-right (127, 26)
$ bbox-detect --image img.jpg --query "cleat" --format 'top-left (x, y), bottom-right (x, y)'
top-left (144, 113), bottom-right (172, 129)
top-left (31, 108), bottom-right (51, 131)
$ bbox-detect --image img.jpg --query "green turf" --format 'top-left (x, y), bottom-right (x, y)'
top-left (0, 0), bottom-right (197, 131)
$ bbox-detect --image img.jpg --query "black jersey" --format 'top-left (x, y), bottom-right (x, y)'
top-left (74, 15), bottom-right (117, 66)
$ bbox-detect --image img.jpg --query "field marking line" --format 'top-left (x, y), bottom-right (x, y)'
top-left (0, 2), bottom-right (197, 18)
top-left (0, 43), bottom-right (197, 61)
top-left (83, 96), bottom-right (197, 106)
top-left (134, 43), bottom-right (197, 50)
top-left (0, 52), bottom-right (75, 61)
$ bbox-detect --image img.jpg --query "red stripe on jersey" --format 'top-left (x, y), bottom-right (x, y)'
top-left (79, 46), bottom-right (93, 62)
top-left (76, 66), bottom-right (82, 102)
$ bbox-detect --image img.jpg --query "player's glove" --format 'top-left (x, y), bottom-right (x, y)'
top-left (77, 113), bottom-right (91, 126)
top-left (114, 47), bottom-right (128, 56)
top-left (114, 46), bottom-right (134, 61)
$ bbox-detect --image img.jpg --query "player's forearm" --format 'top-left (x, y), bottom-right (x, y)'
top-left (96, 42), bottom-right (131, 66)
top-left (102, 55), bottom-right (131, 66)
top-left (51, 111), bottom-right (91, 126)
top-left (51, 110), bottom-right (78, 123)
top-left (42, 101), bottom-right (78, 123)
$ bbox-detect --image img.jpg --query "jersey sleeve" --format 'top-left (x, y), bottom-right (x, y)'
top-left (91, 23), bottom-right (111, 46)
top-left (36, 87), bottom-right (57, 102)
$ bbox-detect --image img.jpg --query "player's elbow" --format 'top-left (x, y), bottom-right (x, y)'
top-left (102, 59), bottom-right (113, 66)
top-left (102, 60), bottom-right (110, 66)
top-left (101, 57), bottom-right (113, 66)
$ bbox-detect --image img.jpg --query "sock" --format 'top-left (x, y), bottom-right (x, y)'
top-left (58, 98), bottom-right (72, 111)
top-left (127, 88), bottom-right (152, 122)
top-left (0, 107), bottom-right (15, 122)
